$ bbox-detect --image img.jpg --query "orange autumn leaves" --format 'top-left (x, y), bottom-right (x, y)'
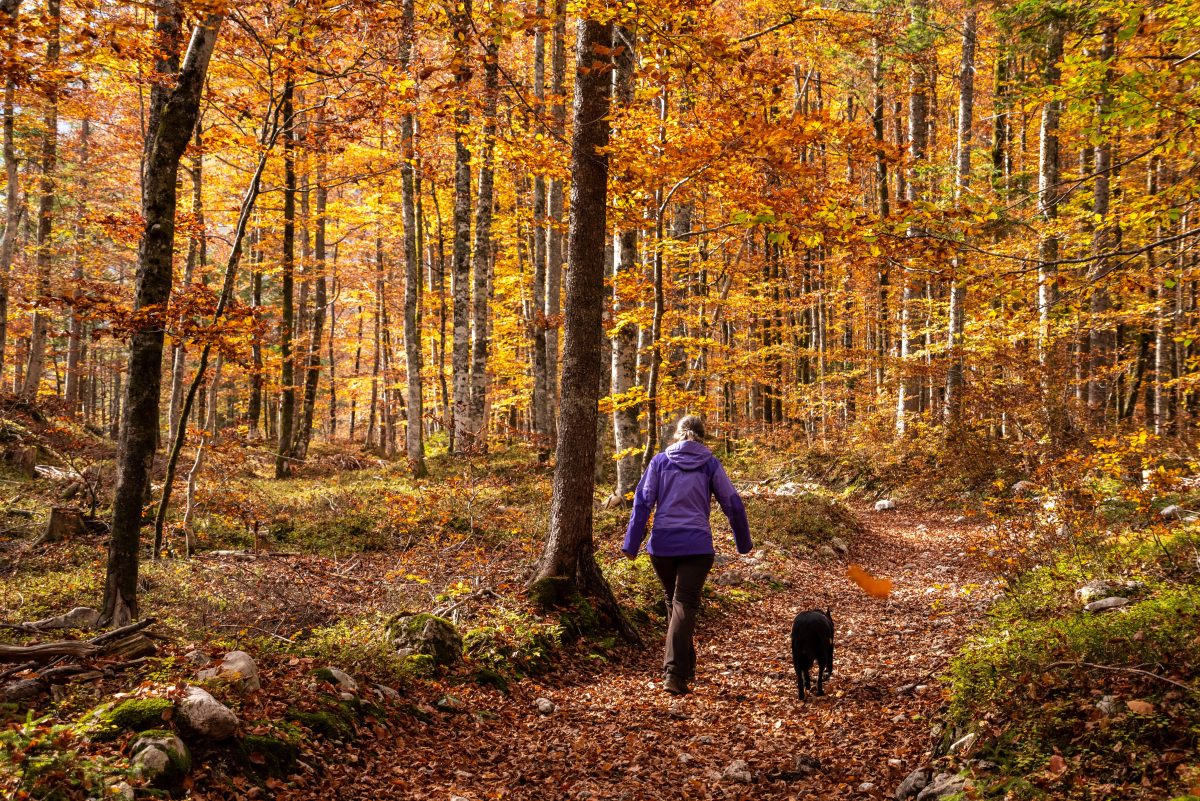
top-left (847, 563), bottom-right (892, 599)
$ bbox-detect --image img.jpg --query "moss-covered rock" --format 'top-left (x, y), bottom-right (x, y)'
top-left (527, 576), bottom-right (573, 610)
top-left (471, 667), bottom-right (509, 693)
top-left (85, 697), bottom-right (174, 741)
top-left (386, 612), bottom-right (463, 666)
top-left (400, 653), bottom-right (436, 677)
top-left (130, 730), bottom-right (191, 787)
top-left (286, 701), bottom-right (356, 741)
top-left (240, 733), bottom-right (299, 776)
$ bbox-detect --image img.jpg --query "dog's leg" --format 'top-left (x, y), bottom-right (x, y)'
top-left (826, 640), bottom-right (834, 677)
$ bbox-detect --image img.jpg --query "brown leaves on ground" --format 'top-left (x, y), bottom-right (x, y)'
top-left (206, 508), bottom-right (994, 801)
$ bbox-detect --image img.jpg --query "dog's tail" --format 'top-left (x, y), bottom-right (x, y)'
top-left (825, 606), bottom-right (833, 620)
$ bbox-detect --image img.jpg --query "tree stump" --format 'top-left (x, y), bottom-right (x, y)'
top-left (38, 507), bottom-right (88, 544)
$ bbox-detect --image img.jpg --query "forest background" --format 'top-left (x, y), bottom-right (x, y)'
top-left (1, 0), bottom-right (1200, 797)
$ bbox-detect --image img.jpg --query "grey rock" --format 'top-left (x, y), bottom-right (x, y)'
top-left (858, 782), bottom-right (877, 793)
top-left (895, 768), bottom-right (930, 800)
top-left (793, 755), bottom-right (821, 775)
top-left (952, 515), bottom-right (968, 525)
top-left (107, 781), bottom-right (135, 800)
top-left (948, 732), bottom-right (977, 754)
top-left (183, 650), bottom-right (212, 668)
top-left (711, 571), bottom-right (746, 587)
top-left (874, 499), bottom-right (896, 512)
top-left (1160, 504), bottom-right (1187, 520)
top-left (817, 545), bottom-right (838, 559)
top-left (1075, 579), bottom-right (1144, 605)
top-left (389, 613), bottom-right (464, 666)
top-left (130, 732), bottom-right (191, 786)
top-left (1011, 480), bottom-right (1037, 497)
top-left (374, 683), bottom-right (401, 701)
top-left (320, 667), bottom-right (358, 692)
top-left (1096, 694), bottom-right (1120, 716)
top-left (177, 686), bottom-right (239, 740)
top-left (1084, 596), bottom-right (1130, 613)
top-left (830, 537), bottom-right (850, 556)
top-left (536, 697), bottom-right (556, 715)
top-left (723, 759), bottom-right (752, 784)
top-left (197, 650), bottom-right (260, 691)
top-left (915, 773), bottom-right (967, 801)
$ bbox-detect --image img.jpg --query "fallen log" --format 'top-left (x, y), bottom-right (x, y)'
top-left (0, 641), bottom-right (100, 662)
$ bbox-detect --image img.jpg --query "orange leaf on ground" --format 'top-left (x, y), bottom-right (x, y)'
top-left (847, 564), bottom-right (892, 599)
top-left (1126, 700), bottom-right (1155, 715)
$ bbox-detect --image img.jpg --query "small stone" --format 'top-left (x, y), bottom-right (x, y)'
top-left (130, 732), bottom-right (191, 786)
top-left (437, 695), bottom-right (463, 712)
top-left (948, 732), bottom-right (977, 755)
top-left (892, 714), bottom-right (906, 723)
top-left (723, 759), bottom-right (752, 784)
top-left (339, 691), bottom-right (356, 702)
top-left (1011, 480), bottom-right (1037, 497)
top-left (829, 537), bottom-right (850, 556)
top-left (858, 782), bottom-right (877, 793)
top-left (177, 686), bottom-right (239, 740)
top-left (894, 684), bottom-right (915, 695)
top-left (183, 649), bottom-right (212, 667)
top-left (374, 683), bottom-right (401, 701)
top-left (874, 499), bottom-right (896, 512)
top-left (1084, 596), bottom-right (1130, 613)
top-left (318, 667), bottom-right (358, 692)
top-left (887, 759), bottom-right (903, 769)
top-left (793, 754), bottom-right (821, 774)
top-left (818, 545), bottom-right (837, 559)
top-left (108, 781), bottom-right (135, 800)
top-left (197, 650), bottom-right (260, 691)
top-left (1160, 504), bottom-right (1186, 520)
top-left (952, 515), bottom-right (968, 525)
top-left (535, 697), bottom-right (556, 715)
top-left (697, 735), bottom-right (714, 745)
top-left (915, 773), bottom-right (968, 801)
top-left (1096, 694), bottom-right (1120, 716)
top-left (711, 571), bottom-right (746, 586)
top-left (895, 767), bottom-right (931, 800)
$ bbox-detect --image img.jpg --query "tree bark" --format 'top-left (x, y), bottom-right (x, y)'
top-left (1086, 24), bottom-right (1117, 428)
top-left (65, 118), bottom-right (91, 415)
top-left (275, 78), bottom-right (297, 478)
top-left (530, 17), bottom-right (635, 641)
top-left (295, 148), bottom-right (327, 459)
top-left (531, 0), bottom-right (550, 457)
top-left (544, 0), bottom-right (567, 449)
top-left (609, 24), bottom-right (640, 505)
top-left (449, 0), bottom-right (473, 452)
top-left (103, 9), bottom-right (222, 625)
top-left (22, 0), bottom-right (61, 402)
top-left (945, 9), bottom-right (975, 428)
top-left (401, 0), bottom-right (427, 476)
top-left (0, 0), bottom-right (23, 382)
top-left (896, 0), bottom-right (927, 436)
top-left (470, 31), bottom-right (499, 452)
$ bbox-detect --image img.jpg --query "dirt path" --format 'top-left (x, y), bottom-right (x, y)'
top-left (306, 508), bottom-right (996, 801)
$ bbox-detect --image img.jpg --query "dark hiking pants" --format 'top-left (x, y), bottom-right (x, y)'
top-left (650, 553), bottom-right (714, 681)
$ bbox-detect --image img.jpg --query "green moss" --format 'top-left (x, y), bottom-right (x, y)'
top-left (86, 697), bottom-right (173, 742)
top-left (385, 612), bottom-right (462, 666)
top-left (470, 667), bottom-right (509, 693)
top-left (401, 653), bottom-right (436, 677)
top-left (240, 734), bottom-right (299, 776)
top-left (312, 667), bottom-right (339, 685)
top-left (527, 576), bottom-right (572, 610)
top-left (286, 702), bottom-right (356, 741)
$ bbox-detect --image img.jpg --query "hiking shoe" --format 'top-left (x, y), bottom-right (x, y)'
top-left (664, 673), bottom-right (690, 696)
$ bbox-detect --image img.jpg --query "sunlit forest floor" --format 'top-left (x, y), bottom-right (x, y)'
top-left (1, 401), bottom-right (1199, 799)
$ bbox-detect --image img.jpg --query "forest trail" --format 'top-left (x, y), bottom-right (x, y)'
top-left (305, 508), bottom-right (997, 801)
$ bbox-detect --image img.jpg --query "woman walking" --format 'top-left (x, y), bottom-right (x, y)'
top-left (622, 416), bottom-right (752, 695)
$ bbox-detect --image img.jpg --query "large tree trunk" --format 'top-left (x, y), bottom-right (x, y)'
top-left (103, 8), bottom-right (222, 626)
top-left (21, 0), bottom-right (60, 402)
top-left (1086, 24), bottom-right (1117, 429)
top-left (530, 0), bottom-right (550, 458)
top-left (1037, 20), bottom-right (1066, 438)
top-left (609, 25), bottom-right (640, 505)
top-left (400, 0), bottom-right (426, 477)
top-left (469, 33), bottom-right (499, 452)
top-left (65, 118), bottom-right (90, 416)
top-left (895, 0), bottom-right (927, 436)
top-left (275, 79), bottom-right (297, 478)
top-left (530, 17), bottom-right (634, 641)
top-left (544, 0), bottom-right (567, 449)
top-left (0, 0), bottom-right (23, 381)
top-left (449, 0), bottom-right (473, 452)
top-left (945, 10), bottom-right (975, 428)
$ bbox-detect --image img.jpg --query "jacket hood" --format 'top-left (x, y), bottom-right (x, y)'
top-left (664, 439), bottom-right (713, 471)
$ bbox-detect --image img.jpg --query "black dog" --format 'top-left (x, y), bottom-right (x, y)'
top-left (790, 608), bottom-right (834, 700)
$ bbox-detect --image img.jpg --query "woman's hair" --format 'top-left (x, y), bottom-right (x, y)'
top-left (674, 415), bottom-right (706, 442)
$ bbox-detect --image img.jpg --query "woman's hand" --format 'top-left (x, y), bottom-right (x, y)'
top-left (622, 547), bottom-right (638, 561)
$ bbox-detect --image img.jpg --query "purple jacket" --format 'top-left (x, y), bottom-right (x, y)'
top-left (622, 440), bottom-right (753, 557)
